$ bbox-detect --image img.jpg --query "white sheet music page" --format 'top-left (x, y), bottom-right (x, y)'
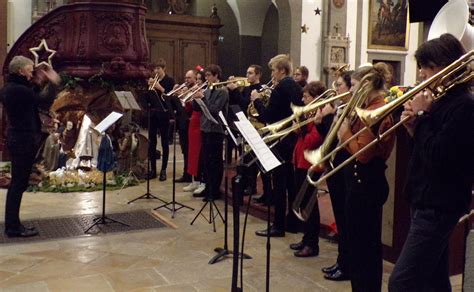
top-left (94, 112), bottom-right (123, 134)
top-left (234, 118), bottom-right (281, 172)
top-left (218, 111), bottom-right (238, 145)
top-left (123, 91), bottom-right (141, 110)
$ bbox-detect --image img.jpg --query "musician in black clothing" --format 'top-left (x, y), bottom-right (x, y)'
top-left (319, 70), bottom-right (353, 281)
top-left (1, 56), bottom-right (60, 237)
top-left (227, 65), bottom-right (270, 197)
top-left (389, 34), bottom-right (474, 292)
top-left (251, 54), bottom-right (303, 237)
top-left (145, 59), bottom-right (175, 181)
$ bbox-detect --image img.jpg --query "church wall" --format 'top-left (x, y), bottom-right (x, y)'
top-left (260, 4), bottom-right (279, 82)
top-left (299, 0), bottom-right (323, 82)
top-left (0, 0), bottom-right (7, 86)
top-left (7, 0), bottom-right (32, 53)
top-left (189, 0), bottom-right (240, 79)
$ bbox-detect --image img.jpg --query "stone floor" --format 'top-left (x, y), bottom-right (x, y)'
top-left (0, 159), bottom-right (463, 291)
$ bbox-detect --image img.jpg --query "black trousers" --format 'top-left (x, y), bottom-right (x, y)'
top-left (243, 154), bottom-right (272, 196)
top-left (4, 133), bottom-right (39, 230)
top-left (294, 168), bottom-right (321, 248)
top-left (345, 160), bottom-right (389, 292)
top-left (148, 114), bottom-right (170, 172)
top-left (178, 119), bottom-right (189, 175)
top-left (326, 150), bottom-right (350, 272)
top-left (388, 207), bottom-right (461, 292)
top-left (271, 162), bottom-right (295, 230)
top-left (202, 132), bottom-right (224, 198)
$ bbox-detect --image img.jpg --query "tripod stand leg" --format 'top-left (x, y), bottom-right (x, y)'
top-left (190, 200), bottom-right (210, 225)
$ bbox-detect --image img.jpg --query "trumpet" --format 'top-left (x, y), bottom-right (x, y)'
top-left (293, 50), bottom-right (474, 222)
top-left (181, 82), bottom-right (209, 103)
top-left (148, 72), bottom-right (163, 91)
top-left (164, 82), bottom-right (187, 97)
top-left (208, 77), bottom-right (250, 89)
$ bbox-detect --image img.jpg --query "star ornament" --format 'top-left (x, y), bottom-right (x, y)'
top-left (314, 8), bottom-right (322, 15)
top-left (301, 24), bottom-right (309, 34)
top-left (29, 39), bottom-right (56, 68)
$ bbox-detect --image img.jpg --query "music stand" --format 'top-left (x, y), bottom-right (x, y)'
top-left (127, 97), bottom-right (167, 205)
top-left (154, 119), bottom-right (194, 217)
top-left (84, 112), bottom-right (129, 233)
top-left (209, 112), bottom-right (252, 265)
top-left (231, 113), bottom-right (281, 292)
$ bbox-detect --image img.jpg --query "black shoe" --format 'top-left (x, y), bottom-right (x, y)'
top-left (147, 171), bottom-right (157, 180)
top-left (289, 241), bottom-right (305, 250)
top-left (5, 226), bottom-right (39, 238)
top-left (322, 263), bottom-right (339, 274)
top-left (324, 268), bottom-right (349, 281)
top-left (159, 170), bottom-right (167, 181)
top-left (255, 226), bottom-right (285, 237)
top-left (21, 224), bottom-right (36, 232)
top-left (253, 194), bottom-right (267, 204)
top-left (175, 174), bottom-right (192, 183)
top-left (294, 245), bottom-right (319, 257)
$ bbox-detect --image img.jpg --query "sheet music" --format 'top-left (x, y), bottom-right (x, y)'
top-left (195, 98), bottom-right (219, 124)
top-left (234, 118), bottom-right (281, 172)
top-left (123, 91), bottom-right (141, 110)
top-left (115, 91), bottom-right (141, 111)
top-left (218, 111), bottom-right (238, 145)
top-left (94, 111), bottom-right (123, 134)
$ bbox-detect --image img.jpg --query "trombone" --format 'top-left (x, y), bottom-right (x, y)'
top-left (258, 89), bottom-right (347, 137)
top-left (293, 49), bottom-right (474, 222)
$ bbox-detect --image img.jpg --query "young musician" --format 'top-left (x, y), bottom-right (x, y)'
top-left (192, 64), bottom-right (229, 201)
top-left (320, 70), bottom-right (353, 281)
top-left (251, 54), bottom-right (303, 237)
top-left (227, 65), bottom-right (270, 197)
top-left (293, 66), bottom-right (309, 88)
top-left (288, 81), bottom-right (326, 256)
top-left (337, 62), bottom-right (395, 292)
top-left (389, 34), bottom-right (474, 292)
top-left (146, 58), bottom-right (175, 181)
top-left (1, 56), bottom-right (61, 237)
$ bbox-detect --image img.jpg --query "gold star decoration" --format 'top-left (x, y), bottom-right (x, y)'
top-left (301, 24), bottom-right (309, 34)
top-left (29, 39), bottom-right (56, 68)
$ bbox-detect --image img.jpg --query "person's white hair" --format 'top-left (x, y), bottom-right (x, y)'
top-left (8, 56), bottom-right (34, 74)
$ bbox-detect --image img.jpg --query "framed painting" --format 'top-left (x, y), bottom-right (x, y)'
top-left (368, 0), bottom-right (410, 50)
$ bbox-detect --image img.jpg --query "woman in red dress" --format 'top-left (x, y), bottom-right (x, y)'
top-left (183, 71), bottom-right (205, 194)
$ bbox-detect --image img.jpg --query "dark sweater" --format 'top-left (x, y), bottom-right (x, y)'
top-left (193, 87), bottom-right (229, 134)
top-left (0, 74), bottom-right (57, 134)
top-left (253, 76), bottom-right (303, 161)
top-left (142, 74), bottom-right (175, 115)
top-left (405, 86), bottom-right (474, 213)
top-left (228, 83), bottom-right (262, 113)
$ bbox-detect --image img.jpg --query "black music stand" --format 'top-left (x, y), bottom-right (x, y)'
top-left (229, 114), bottom-right (282, 292)
top-left (154, 119), bottom-right (194, 217)
top-left (85, 113), bottom-right (129, 233)
top-left (127, 99), bottom-right (167, 205)
top-left (209, 118), bottom-right (252, 265)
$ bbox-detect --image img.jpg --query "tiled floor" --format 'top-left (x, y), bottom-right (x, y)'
top-left (0, 158), bottom-right (463, 291)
